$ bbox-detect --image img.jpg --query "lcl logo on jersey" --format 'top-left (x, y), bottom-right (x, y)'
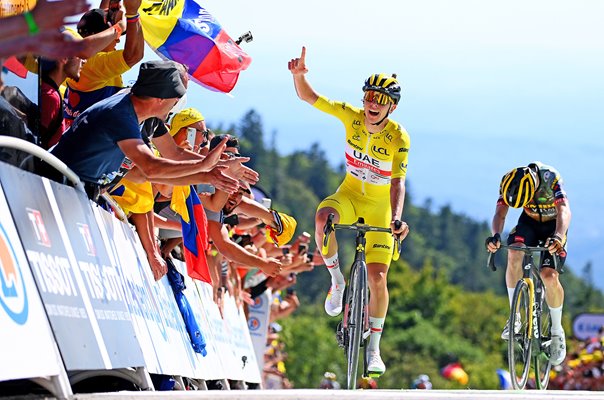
top-left (371, 146), bottom-right (390, 160)
top-left (0, 224), bottom-right (28, 325)
top-left (26, 208), bottom-right (51, 248)
top-left (77, 223), bottom-right (96, 257)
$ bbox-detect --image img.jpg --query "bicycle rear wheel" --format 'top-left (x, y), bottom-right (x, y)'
top-left (346, 263), bottom-right (365, 390)
top-left (508, 279), bottom-right (533, 390)
top-left (534, 296), bottom-right (552, 389)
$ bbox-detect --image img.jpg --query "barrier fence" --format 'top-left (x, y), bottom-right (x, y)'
top-left (0, 162), bottom-right (261, 399)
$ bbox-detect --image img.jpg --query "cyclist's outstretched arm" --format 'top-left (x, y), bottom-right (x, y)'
top-left (288, 46), bottom-right (319, 105)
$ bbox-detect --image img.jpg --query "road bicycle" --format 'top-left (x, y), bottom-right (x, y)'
top-left (487, 244), bottom-right (561, 390)
top-left (322, 214), bottom-right (402, 390)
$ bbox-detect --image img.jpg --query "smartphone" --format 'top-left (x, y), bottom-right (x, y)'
top-left (186, 127), bottom-right (197, 145)
top-left (307, 253), bottom-right (314, 262)
top-left (298, 243), bottom-right (308, 255)
top-left (282, 247), bottom-right (290, 255)
top-left (223, 214), bottom-right (239, 227)
top-left (261, 198), bottom-right (272, 209)
top-left (286, 287), bottom-right (296, 296)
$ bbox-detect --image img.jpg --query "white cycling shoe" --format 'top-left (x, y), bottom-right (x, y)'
top-left (324, 282), bottom-right (345, 317)
top-left (367, 351), bottom-right (386, 377)
top-left (550, 330), bottom-right (567, 366)
top-left (501, 313), bottom-right (522, 340)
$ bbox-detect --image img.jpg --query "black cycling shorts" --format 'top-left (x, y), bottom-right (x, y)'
top-left (507, 212), bottom-right (567, 269)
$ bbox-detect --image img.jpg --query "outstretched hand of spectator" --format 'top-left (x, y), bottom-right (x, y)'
top-left (261, 257), bottom-right (283, 277)
top-left (33, 0), bottom-right (90, 32)
top-left (205, 166), bottom-right (239, 194)
top-left (219, 157), bottom-right (259, 185)
top-left (21, 30), bottom-right (86, 60)
top-left (199, 136), bottom-right (228, 172)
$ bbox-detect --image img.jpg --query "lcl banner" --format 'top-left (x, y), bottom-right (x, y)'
top-left (0, 183), bottom-right (64, 381)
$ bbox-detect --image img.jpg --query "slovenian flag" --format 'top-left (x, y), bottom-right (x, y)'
top-left (177, 186), bottom-right (212, 283)
top-left (140, 0), bottom-right (251, 93)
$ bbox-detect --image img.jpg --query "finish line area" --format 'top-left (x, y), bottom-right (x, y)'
top-left (68, 390), bottom-right (604, 400)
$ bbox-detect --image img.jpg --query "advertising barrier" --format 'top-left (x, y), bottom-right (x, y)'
top-left (0, 161), bottom-right (262, 394)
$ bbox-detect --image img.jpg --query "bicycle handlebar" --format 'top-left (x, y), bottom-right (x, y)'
top-left (486, 244), bottom-right (560, 272)
top-left (322, 213), bottom-right (403, 261)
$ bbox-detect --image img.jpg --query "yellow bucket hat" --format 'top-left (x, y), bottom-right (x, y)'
top-left (266, 210), bottom-right (297, 246)
top-left (169, 107), bottom-right (204, 136)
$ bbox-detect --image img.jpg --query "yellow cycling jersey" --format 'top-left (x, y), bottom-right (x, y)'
top-left (313, 95), bottom-right (410, 198)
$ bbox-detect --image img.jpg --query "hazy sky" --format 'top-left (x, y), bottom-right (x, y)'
top-left (181, 0), bottom-right (604, 286)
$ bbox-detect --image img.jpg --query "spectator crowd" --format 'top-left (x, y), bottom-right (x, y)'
top-left (1, 0), bottom-right (317, 390)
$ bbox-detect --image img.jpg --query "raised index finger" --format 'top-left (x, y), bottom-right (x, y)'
top-left (300, 46), bottom-right (306, 63)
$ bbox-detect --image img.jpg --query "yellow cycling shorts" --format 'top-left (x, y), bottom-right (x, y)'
top-left (317, 186), bottom-right (393, 265)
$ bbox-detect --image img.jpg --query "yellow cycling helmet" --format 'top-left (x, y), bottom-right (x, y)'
top-left (500, 166), bottom-right (537, 208)
top-left (169, 107), bottom-right (204, 136)
top-left (363, 73), bottom-right (401, 104)
top-left (266, 210), bottom-right (297, 246)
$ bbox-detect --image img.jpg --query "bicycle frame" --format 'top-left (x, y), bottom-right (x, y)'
top-left (322, 214), bottom-right (401, 389)
top-left (488, 244), bottom-right (559, 389)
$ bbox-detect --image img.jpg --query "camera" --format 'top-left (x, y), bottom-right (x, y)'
top-left (232, 234), bottom-right (252, 248)
top-left (223, 214), bottom-right (239, 227)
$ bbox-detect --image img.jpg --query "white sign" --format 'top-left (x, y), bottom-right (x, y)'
top-left (573, 313), bottom-right (604, 341)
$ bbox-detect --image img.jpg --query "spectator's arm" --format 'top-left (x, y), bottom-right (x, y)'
top-left (121, 0), bottom-right (144, 67)
top-left (208, 221), bottom-right (281, 277)
top-left (0, 0), bottom-right (88, 41)
top-left (130, 211), bottom-right (167, 280)
top-left (77, 27), bottom-right (123, 59)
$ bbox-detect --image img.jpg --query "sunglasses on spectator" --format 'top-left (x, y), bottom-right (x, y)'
top-left (224, 151), bottom-right (240, 158)
top-left (363, 90), bottom-right (393, 105)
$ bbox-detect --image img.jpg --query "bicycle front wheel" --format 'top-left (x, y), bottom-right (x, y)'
top-left (346, 264), bottom-right (365, 390)
top-left (534, 297), bottom-right (552, 389)
top-left (508, 279), bottom-right (533, 390)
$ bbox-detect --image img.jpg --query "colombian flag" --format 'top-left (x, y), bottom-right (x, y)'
top-left (140, 0), bottom-right (252, 93)
top-left (177, 186), bottom-right (212, 283)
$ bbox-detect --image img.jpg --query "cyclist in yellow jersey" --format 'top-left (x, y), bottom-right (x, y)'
top-left (288, 47), bottom-right (410, 376)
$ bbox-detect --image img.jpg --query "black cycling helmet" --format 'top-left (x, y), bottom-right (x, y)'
top-left (362, 73), bottom-right (401, 105)
top-left (499, 166), bottom-right (537, 208)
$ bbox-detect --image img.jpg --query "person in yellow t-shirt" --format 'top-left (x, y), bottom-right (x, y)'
top-left (288, 46), bottom-right (410, 377)
top-left (64, 0), bottom-right (144, 126)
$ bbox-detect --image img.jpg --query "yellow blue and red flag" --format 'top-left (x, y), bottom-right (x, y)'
top-left (140, 0), bottom-right (251, 93)
top-left (175, 185), bottom-right (212, 283)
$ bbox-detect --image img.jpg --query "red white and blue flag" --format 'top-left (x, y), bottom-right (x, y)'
top-left (179, 186), bottom-right (212, 283)
top-left (140, 0), bottom-right (252, 93)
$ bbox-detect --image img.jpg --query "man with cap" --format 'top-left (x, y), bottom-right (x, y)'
top-left (48, 59), bottom-right (239, 201)
top-left (169, 107), bottom-right (211, 152)
top-left (64, 0), bottom-right (144, 126)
